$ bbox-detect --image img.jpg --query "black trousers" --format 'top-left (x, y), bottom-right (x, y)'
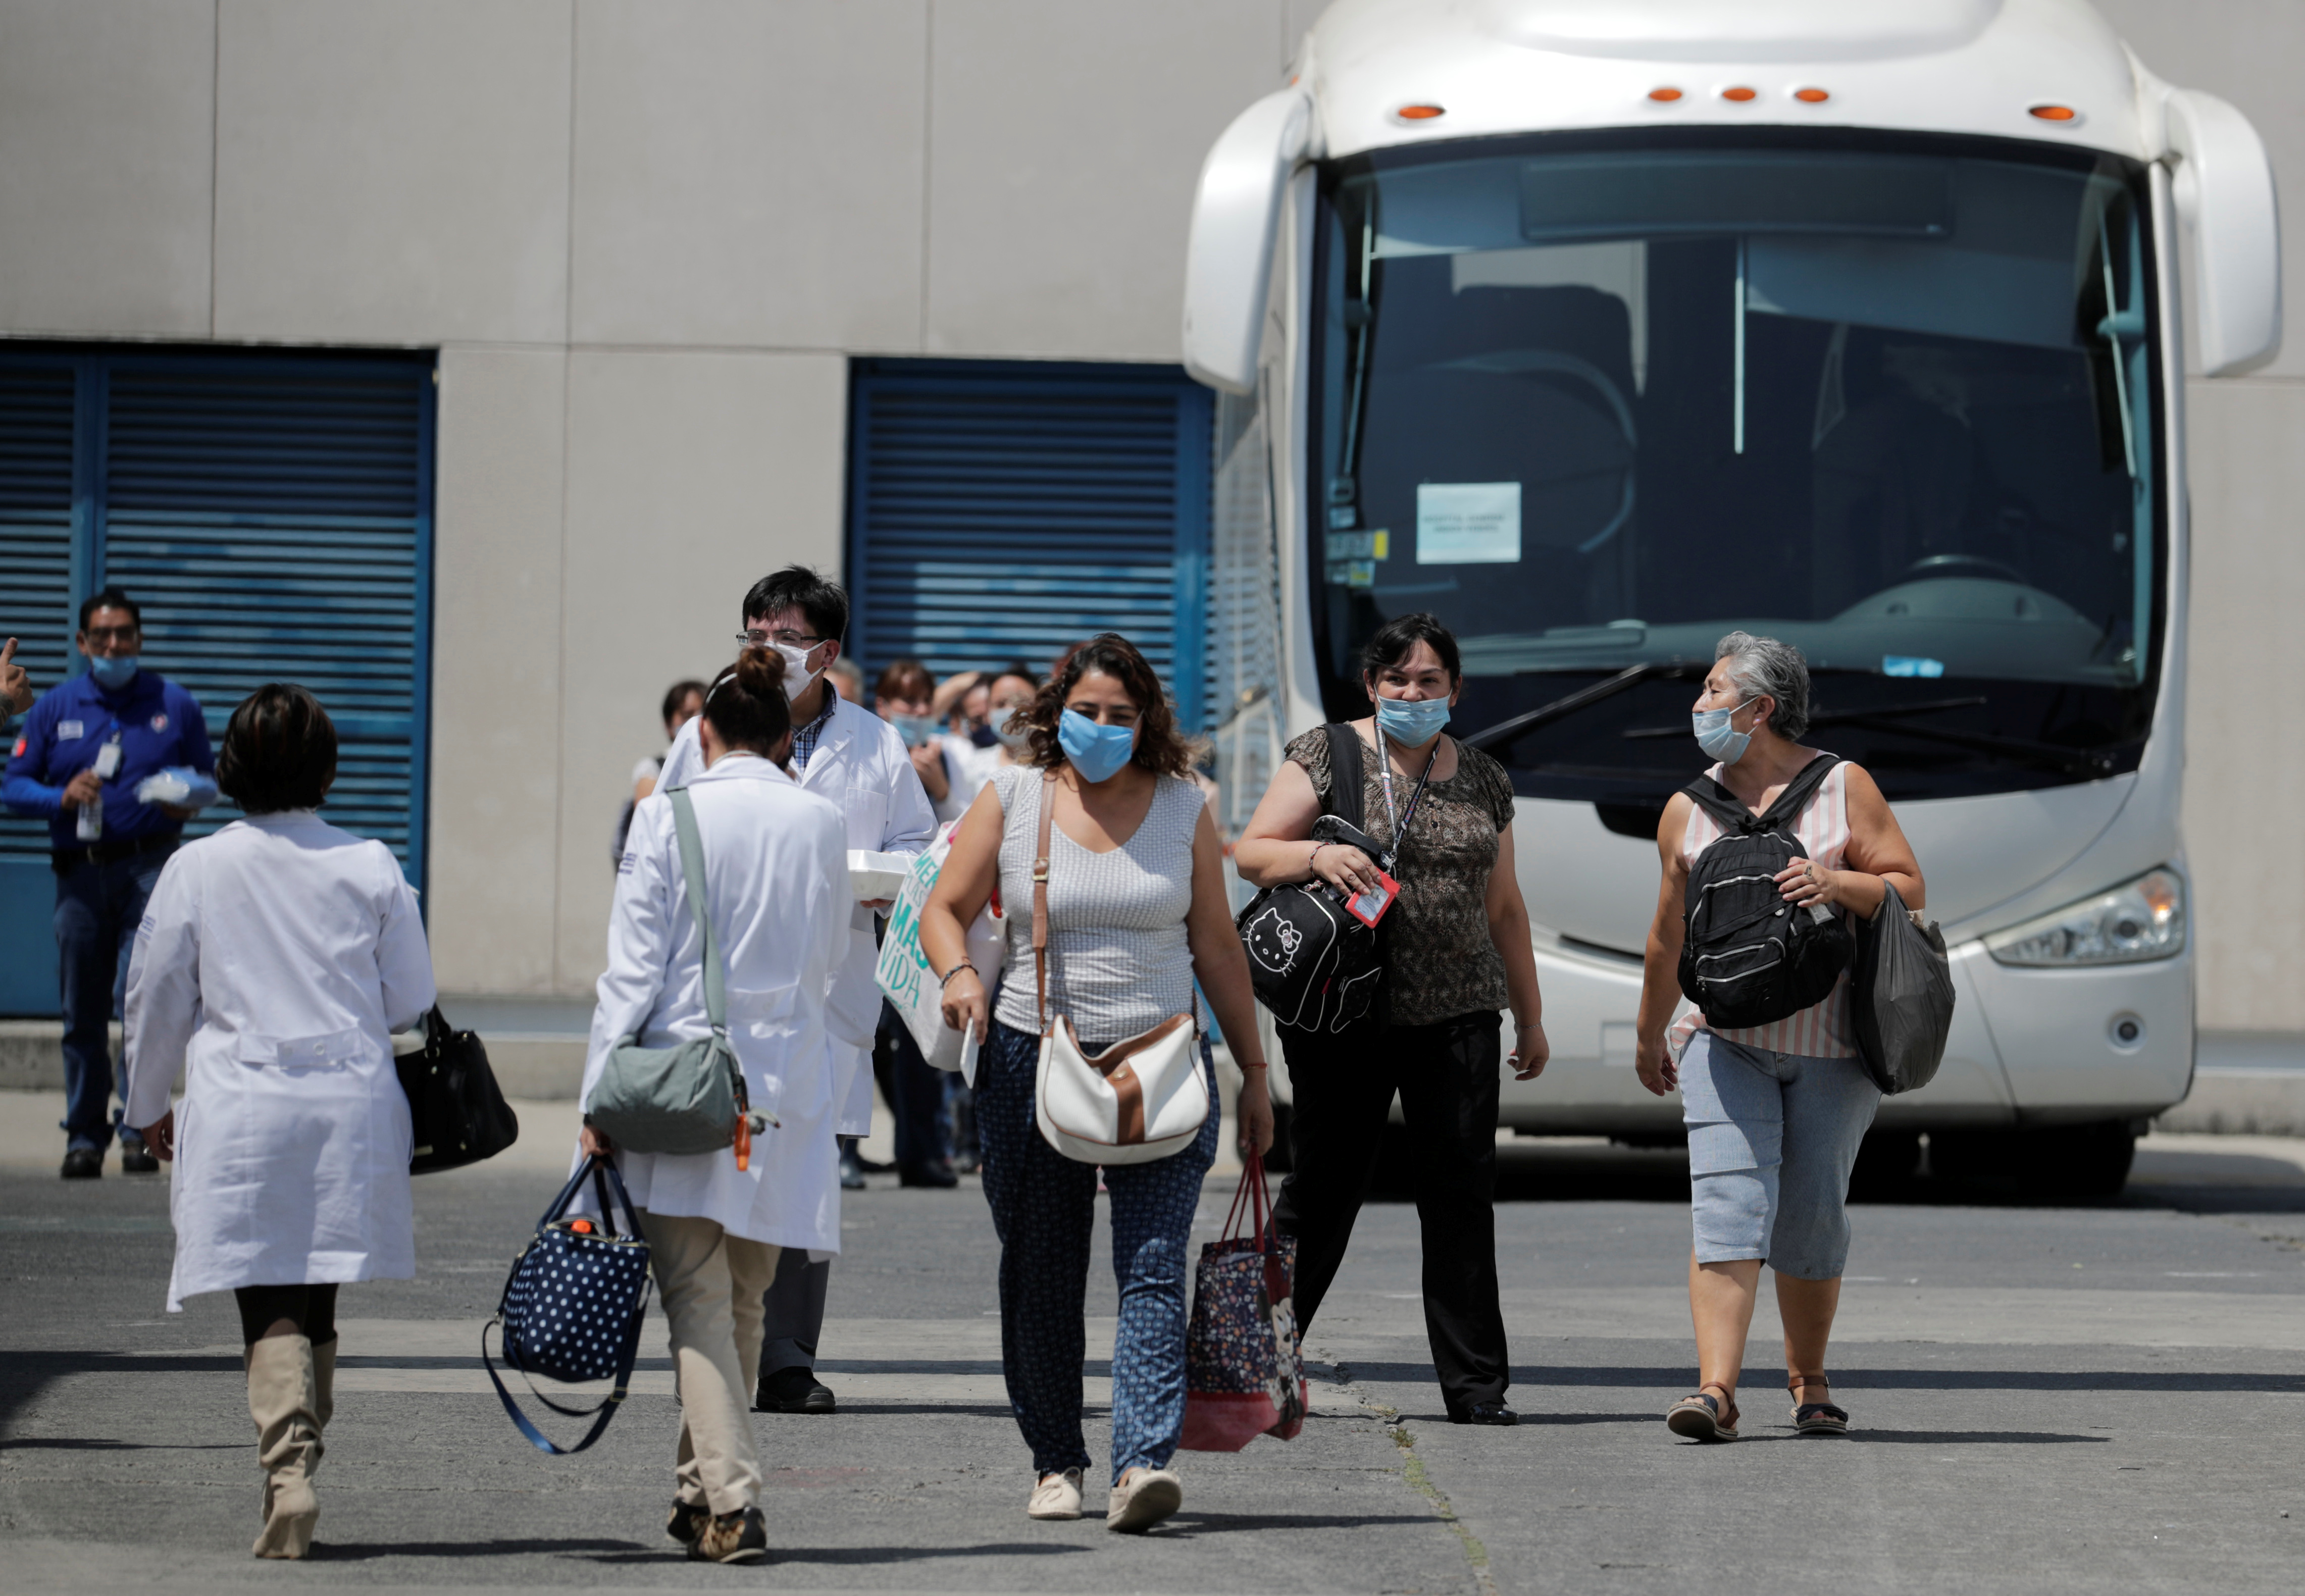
top-left (1271, 1010), bottom-right (1509, 1417)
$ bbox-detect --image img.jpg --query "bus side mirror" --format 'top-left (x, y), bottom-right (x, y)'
top-left (1182, 88), bottom-right (1312, 395)
top-left (2166, 88), bottom-right (2282, 376)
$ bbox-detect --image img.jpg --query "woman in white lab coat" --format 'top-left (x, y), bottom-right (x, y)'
top-left (122, 684), bottom-right (437, 1561)
top-left (577, 645), bottom-right (849, 1565)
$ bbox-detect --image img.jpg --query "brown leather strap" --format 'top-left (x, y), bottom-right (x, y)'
top-left (1033, 769), bottom-right (1057, 1037)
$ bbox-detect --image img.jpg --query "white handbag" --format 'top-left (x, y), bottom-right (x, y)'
top-left (1027, 769), bottom-right (1210, 1164)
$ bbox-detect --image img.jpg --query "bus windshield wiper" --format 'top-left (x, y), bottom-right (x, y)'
top-left (1616, 693), bottom-right (2115, 777)
top-left (1459, 663), bottom-right (1699, 755)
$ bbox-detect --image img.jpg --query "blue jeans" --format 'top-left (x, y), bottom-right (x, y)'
top-left (55, 845), bottom-right (174, 1151)
top-left (978, 1019), bottom-right (1218, 1484)
top-left (1680, 1031), bottom-right (1881, 1279)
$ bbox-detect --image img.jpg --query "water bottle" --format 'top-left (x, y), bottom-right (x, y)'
top-left (76, 789), bottom-right (102, 842)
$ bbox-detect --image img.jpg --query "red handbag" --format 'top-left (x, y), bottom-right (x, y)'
top-left (1181, 1153), bottom-right (1308, 1451)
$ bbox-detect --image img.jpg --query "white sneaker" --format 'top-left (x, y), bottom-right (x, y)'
top-left (1105, 1467), bottom-right (1183, 1533)
top-left (1028, 1468), bottom-right (1084, 1520)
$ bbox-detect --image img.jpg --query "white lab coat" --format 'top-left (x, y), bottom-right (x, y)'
top-left (656, 693), bottom-right (938, 1134)
top-left (581, 753), bottom-right (850, 1249)
top-left (121, 813), bottom-right (438, 1313)
top-left (934, 733), bottom-right (999, 825)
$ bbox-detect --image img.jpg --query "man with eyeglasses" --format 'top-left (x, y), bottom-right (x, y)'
top-left (4, 587), bottom-right (219, 1179)
top-left (649, 563), bottom-right (939, 1416)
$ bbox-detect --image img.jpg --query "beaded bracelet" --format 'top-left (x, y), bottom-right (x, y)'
top-left (937, 960), bottom-right (978, 988)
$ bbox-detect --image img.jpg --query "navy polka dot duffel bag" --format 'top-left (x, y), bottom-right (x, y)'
top-left (483, 1154), bottom-right (652, 1454)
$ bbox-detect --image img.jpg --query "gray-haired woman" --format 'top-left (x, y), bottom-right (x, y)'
top-left (1631, 633), bottom-right (1923, 1443)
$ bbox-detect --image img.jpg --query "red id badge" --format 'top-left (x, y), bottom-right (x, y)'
top-left (1346, 868), bottom-right (1400, 928)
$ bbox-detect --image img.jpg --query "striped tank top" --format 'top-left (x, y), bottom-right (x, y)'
top-left (1668, 754), bottom-right (1857, 1060)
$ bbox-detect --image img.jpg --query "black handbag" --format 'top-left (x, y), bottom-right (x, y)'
top-left (1850, 881), bottom-right (1956, 1095)
top-left (396, 1005), bottom-right (519, 1173)
top-left (482, 1154), bottom-right (653, 1455)
top-left (1236, 725), bottom-right (1432, 1034)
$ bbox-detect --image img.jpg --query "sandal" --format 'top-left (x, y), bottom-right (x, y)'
top-left (1788, 1374), bottom-right (1850, 1436)
top-left (1665, 1382), bottom-right (1740, 1443)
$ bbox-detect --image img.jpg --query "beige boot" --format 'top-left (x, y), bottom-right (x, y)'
top-left (245, 1334), bottom-right (322, 1559)
top-left (313, 1338), bottom-right (337, 1435)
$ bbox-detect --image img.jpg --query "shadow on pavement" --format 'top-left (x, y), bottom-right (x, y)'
top-left (1351, 1137), bottom-right (2305, 1214)
top-left (0, 1436), bottom-right (238, 1451)
top-left (315, 1539), bottom-right (644, 1563)
top-left (1341, 1361), bottom-right (2305, 1394)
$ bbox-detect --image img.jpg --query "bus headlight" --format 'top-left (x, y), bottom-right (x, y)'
top-left (1983, 867), bottom-right (2186, 967)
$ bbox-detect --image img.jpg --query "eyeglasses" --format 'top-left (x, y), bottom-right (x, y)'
top-left (82, 626), bottom-right (141, 646)
top-left (736, 630), bottom-right (825, 649)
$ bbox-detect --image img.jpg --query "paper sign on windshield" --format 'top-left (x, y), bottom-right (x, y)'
top-left (1417, 482), bottom-right (1521, 563)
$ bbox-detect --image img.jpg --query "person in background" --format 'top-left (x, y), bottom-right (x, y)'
top-left (826, 655), bottom-right (864, 705)
top-left (938, 661), bottom-right (1040, 1175)
top-left (123, 684), bottom-right (437, 1559)
top-left (4, 588), bottom-right (220, 1180)
top-left (1233, 611), bottom-right (1548, 1428)
top-left (934, 669), bottom-right (994, 745)
top-left (3, 636), bottom-right (33, 718)
top-left (921, 632), bottom-right (1273, 1534)
top-left (870, 658), bottom-right (961, 1187)
top-left (579, 648), bottom-right (848, 1564)
top-left (876, 658), bottom-right (969, 823)
top-left (615, 679), bottom-right (706, 868)
top-left (652, 565), bottom-right (937, 1418)
top-left (1634, 633), bottom-right (1923, 1444)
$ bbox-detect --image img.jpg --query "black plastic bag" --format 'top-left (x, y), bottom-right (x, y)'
top-left (1850, 882), bottom-right (1955, 1096)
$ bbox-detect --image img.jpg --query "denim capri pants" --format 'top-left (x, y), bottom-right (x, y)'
top-left (1680, 1031), bottom-right (1882, 1279)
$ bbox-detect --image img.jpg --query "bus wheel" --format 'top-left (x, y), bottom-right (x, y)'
top-left (1848, 1129), bottom-right (1922, 1200)
top-left (2018, 1122), bottom-right (2137, 1200)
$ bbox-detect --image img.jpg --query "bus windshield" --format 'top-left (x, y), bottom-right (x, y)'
top-left (1310, 131), bottom-right (2163, 807)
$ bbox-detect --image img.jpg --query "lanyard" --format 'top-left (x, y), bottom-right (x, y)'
top-left (1371, 736), bottom-right (1440, 859)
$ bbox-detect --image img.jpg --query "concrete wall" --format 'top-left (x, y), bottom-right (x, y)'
top-left (0, 0), bottom-right (1313, 996)
top-left (0, 0), bottom-right (2295, 1020)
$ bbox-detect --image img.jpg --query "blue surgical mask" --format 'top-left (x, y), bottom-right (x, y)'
top-left (891, 713), bottom-right (940, 748)
top-left (1058, 708), bottom-right (1137, 784)
top-left (87, 654), bottom-right (139, 691)
top-left (1692, 698), bottom-right (1759, 764)
top-left (1373, 694), bottom-right (1452, 747)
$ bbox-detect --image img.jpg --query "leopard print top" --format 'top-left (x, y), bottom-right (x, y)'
top-left (1286, 727), bottom-right (1517, 1027)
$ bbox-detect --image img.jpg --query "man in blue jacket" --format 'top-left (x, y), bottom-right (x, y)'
top-left (3, 588), bottom-right (217, 1178)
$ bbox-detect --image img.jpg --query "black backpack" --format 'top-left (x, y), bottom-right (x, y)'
top-left (1236, 725), bottom-right (1426, 1034)
top-left (1676, 755), bottom-right (1852, 1030)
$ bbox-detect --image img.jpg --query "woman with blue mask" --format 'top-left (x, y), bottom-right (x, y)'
top-left (917, 632), bottom-right (1270, 1534)
top-left (1233, 612), bottom-right (1548, 1428)
top-left (1631, 632), bottom-right (1924, 1445)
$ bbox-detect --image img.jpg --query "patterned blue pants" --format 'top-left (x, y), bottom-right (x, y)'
top-left (979, 1019), bottom-right (1218, 1484)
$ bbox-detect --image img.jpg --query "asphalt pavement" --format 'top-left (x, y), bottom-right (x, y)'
top-left (5, 1122), bottom-right (2304, 1595)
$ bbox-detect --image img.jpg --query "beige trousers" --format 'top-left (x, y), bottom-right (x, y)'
top-left (638, 1210), bottom-right (782, 1515)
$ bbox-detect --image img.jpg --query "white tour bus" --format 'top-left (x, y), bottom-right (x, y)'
top-left (1183, 0), bottom-right (2280, 1196)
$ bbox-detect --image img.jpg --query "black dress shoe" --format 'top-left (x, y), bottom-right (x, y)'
top-left (119, 1139), bottom-right (160, 1174)
top-left (899, 1160), bottom-right (959, 1189)
top-left (1455, 1402), bottom-right (1518, 1426)
top-left (755, 1365), bottom-right (836, 1414)
top-left (61, 1147), bottom-right (101, 1180)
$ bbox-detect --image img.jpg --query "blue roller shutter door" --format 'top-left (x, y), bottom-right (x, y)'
top-left (0, 349), bottom-right (433, 1016)
top-left (846, 360), bottom-right (1211, 727)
